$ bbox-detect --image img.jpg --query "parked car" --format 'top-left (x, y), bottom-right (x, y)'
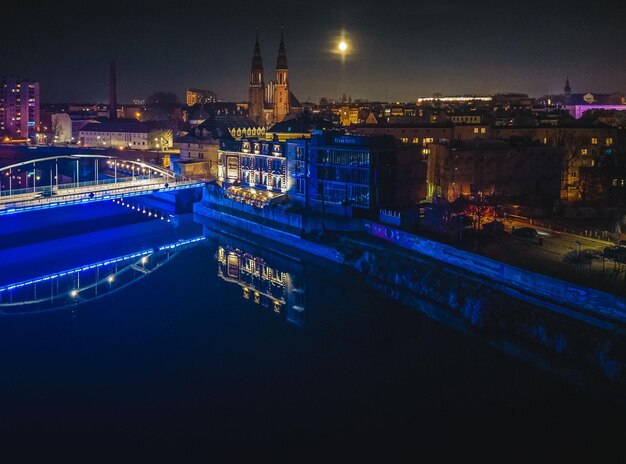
top-left (511, 226), bottom-right (543, 245)
top-left (604, 246), bottom-right (626, 263)
top-left (483, 220), bottom-right (505, 235)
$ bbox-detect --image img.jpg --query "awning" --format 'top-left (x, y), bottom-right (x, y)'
top-left (225, 186), bottom-right (286, 208)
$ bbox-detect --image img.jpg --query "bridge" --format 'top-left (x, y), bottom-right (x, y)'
top-left (0, 154), bottom-right (205, 216)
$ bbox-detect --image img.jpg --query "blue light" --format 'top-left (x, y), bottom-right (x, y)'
top-left (0, 235), bottom-right (205, 294)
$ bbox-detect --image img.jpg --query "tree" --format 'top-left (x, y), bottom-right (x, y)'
top-left (145, 91), bottom-right (180, 124)
top-left (51, 116), bottom-right (64, 145)
top-left (554, 130), bottom-right (588, 202)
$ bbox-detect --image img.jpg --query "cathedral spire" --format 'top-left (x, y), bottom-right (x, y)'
top-left (564, 76), bottom-right (571, 94)
top-left (251, 28), bottom-right (263, 72)
top-left (276, 26), bottom-right (288, 70)
top-left (249, 29), bottom-right (265, 125)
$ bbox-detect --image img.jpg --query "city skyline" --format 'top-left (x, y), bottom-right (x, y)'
top-left (2, 0), bottom-right (625, 103)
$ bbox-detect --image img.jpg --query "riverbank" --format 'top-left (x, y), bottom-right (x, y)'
top-left (200, 219), bottom-right (626, 395)
top-left (193, 186), bottom-right (626, 327)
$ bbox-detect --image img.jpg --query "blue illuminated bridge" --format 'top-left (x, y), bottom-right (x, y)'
top-left (0, 154), bottom-right (205, 216)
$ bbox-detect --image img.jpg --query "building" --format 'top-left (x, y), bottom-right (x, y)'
top-left (299, 131), bottom-right (426, 214)
top-left (186, 88), bottom-right (217, 106)
top-left (79, 119), bottom-right (172, 150)
top-left (339, 106), bottom-right (361, 126)
top-left (491, 125), bottom-right (618, 202)
top-left (172, 114), bottom-right (261, 179)
top-left (247, 29), bottom-right (301, 127)
top-left (217, 138), bottom-right (289, 206)
top-left (540, 78), bottom-right (626, 118)
top-left (187, 102), bottom-right (248, 127)
top-left (0, 77), bottom-right (40, 140)
top-left (427, 140), bottom-right (562, 209)
top-left (265, 112), bottom-right (333, 142)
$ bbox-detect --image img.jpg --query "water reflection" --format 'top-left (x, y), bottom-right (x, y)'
top-left (0, 236), bottom-right (205, 315)
top-left (214, 233), bottom-right (305, 328)
top-left (205, 223), bottom-right (626, 393)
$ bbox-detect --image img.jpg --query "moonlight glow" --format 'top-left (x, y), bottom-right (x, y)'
top-left (338, 41), bottom-right (348, 52)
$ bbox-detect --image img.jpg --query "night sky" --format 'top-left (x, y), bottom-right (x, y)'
top-left (2, 0), bottom-right (625, 103)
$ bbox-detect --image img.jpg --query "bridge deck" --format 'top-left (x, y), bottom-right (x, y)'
top-left (0, 179), bottom-right (205, 216)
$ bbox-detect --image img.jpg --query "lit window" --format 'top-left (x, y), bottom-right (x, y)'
top-left (543, 138), bottom-right (548, 144)
top-left (473, 128), bottom-right (479, 134)
top-left (591, 137), bottom-right (598, 145)
top-left (422, 148), bottom-right (431, 155)
top-left (581, 148), bottom-right (588, 155)
top-left (606, 138), bottom-right (614, 146)
top-left (412, 137), bottom-right (419, 144)
top-left (401, 137), bottom-right (408, 144)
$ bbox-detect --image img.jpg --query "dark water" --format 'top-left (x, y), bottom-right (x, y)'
top-left (1, 204), bottom-right (626, 460)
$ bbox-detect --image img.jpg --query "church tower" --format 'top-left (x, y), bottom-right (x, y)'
top-left (273, 28), bottom-right (290, 123)
top-left (564, 77), bottom-right (572, 103)
top-left (248, 29), bottom-right (265, 125)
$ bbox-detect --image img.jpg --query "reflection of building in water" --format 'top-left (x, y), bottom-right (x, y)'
top-left (217, 245), bottom-right (305, 327)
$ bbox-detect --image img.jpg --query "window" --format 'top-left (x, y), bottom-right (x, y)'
top-left (401, 137), bottom-right (408, 144)
top-left (606, 138), bottom-right (614, 146)
top-left (581, 148), bottom-right (588, 155)
top-left (591, 137), bottom-right (598, 145)
top-left (422, 148), bottom-right (431, 155)
top-left (480, 128), bottom-right (486, 134)
top-left (412, 137), bottom-right (419, 144)
top-left (543, 138), bottom-right (548, 144)
top-left (423, 137), bottom-right (434, 145)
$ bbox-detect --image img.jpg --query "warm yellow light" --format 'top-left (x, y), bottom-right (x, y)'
top-left (338, 41), bottom-right (348, 52)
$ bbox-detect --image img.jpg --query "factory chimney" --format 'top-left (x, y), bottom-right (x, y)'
top-left (109, 61), bottom-right (117, 120)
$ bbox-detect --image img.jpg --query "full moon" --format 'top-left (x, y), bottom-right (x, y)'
top-left (338, 41), bottom-right (348, 52)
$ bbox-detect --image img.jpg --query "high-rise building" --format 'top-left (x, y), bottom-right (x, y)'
top-left (0, 77), bottom-right (40, 140)
top-left (186, 88), bottom-right (217, 106)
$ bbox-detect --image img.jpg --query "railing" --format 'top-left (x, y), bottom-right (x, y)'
top-left (0, 177), bottom-right (201, 212)
top-left (0, 175), bottom-right (190, 200)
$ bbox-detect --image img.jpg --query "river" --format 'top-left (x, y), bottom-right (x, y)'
top-left (1, 201), bottom-right (625, 460)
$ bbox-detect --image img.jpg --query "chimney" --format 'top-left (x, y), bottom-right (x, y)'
top-left (109, 61), bottom-right (117, 120)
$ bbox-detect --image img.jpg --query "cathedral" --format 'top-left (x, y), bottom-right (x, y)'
top-left (248, 29), bottom-right (301, 127)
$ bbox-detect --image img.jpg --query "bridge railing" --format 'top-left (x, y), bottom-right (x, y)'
top-left (0, 173), bottom-right (189, 199)
top-left (0, 178), bottom-right (202, 211)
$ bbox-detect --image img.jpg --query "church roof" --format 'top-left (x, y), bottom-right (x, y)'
top-left (267, 113), bottom-right (334, 134)
top-left (80, 119), bottom-right (149, 133)
top-left (179, 114), bottom-right (260, 141)
top-left (289, 91), bottom-right (301, 108)
top-left (566, 93), bottom-right (623, 106)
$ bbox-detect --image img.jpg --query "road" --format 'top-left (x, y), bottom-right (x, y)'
top-left (477, 219), bottom-right (625, 296)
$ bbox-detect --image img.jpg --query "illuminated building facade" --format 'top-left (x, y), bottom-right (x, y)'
top-left (186, 88), bottom-right (217, 106)
top-left (218, 138), bottom-right (288, 205)
top-left (0, 77), bottom-right (40, 140)
top-left (301, 131), bottom-right (425, 213)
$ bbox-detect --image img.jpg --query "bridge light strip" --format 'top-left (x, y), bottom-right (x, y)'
top-left (158, 236), bottom-right (206, 251)
top-left (0, 235), bottom-right (205, 293)
top-left (0, 182), bottom-right (206, 217)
